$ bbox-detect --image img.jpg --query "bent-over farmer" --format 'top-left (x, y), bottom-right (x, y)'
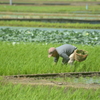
top-left (48, 44), bottom-right (77, 65)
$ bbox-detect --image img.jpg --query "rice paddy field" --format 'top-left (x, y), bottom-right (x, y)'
top-left (0, 27), bottom-right (100, 100)
top-left (0, 0), bottom-right (100, 99)
top-left (0, 21), bottom-right (100, 29)
top-left (0, 5), bottom-right (100, 14)
top-left (0, 0), bottom-right (100, 29)
top-left (0, 83), bottom-right (99, 100)
top-left (0, 41), bottom-right (100, 76)
top-left (0, 4), bottom-right (100, 28)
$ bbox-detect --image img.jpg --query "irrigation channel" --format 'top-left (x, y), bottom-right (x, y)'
top-left (4, 72), bottom-right (100, 89)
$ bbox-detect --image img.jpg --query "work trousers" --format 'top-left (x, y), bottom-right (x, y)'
top-left (68, 51), bottom-right (76, 65)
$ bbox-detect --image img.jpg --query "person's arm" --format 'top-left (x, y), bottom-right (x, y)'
top-left (54, 56), bottom-right (59, 64)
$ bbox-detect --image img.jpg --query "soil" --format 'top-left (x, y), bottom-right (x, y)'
top-left (2, 76), bottom-right (100, 89)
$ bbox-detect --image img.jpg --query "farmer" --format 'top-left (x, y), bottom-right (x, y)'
top-left (48, 44), bottom-right (77, 65)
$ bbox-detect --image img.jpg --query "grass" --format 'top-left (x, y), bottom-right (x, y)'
top-left (0, 82), bottom-right (100, 100)
top-left (0, 42), bottom-right (100, 76)
top-left (0, 5), bottom-right (100, 14)
top-left (0, 21), bottom-right (100, 29)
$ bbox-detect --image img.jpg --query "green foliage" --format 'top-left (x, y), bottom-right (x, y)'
top-left (0, 5), bottom-right (100, 14)
top-left (0, 28), bottom-right (100, 75)
top-left (0, 42), bottom-right (100, 75)
top-left (0, 21), bottom-right (100, 29)
top-left (0, 28), bottom-right (100, 45)
top-left (0, 83), bottom-right (100, 100)
top-left (0, 27), bottom-right (100, 99)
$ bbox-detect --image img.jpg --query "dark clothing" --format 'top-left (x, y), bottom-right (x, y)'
top-left (54, 44), bottom-right (77, 64)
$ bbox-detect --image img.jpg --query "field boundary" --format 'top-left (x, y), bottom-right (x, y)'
top-left (0, 18), bottom-right (100, 24)
top-left (2, 72), bottom-right (100, 89)
top-left (7, 72), bottom-right (100, 78)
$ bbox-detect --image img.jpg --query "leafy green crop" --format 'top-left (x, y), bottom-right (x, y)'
top-left (0, 28), bottom-right (100, 45)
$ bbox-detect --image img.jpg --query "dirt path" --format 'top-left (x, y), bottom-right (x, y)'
top-left (1, 72), bottom-right (100, 89)
top-left (3, 76), bottom-right (100, 89)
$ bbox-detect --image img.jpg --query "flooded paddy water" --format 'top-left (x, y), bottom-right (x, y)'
top-left (52, 76), bottom-right (100, 84)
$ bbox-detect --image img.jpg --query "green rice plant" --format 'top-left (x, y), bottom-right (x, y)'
top-left (0, 42), bottom-right (100, 76)
top-left (0, 5), bottom-right (100, 14)
top-left (0, 21), bottom-right (100, 29)
top-left (0, 28), bottom-right (100, 75)
top-left (0, 82), bottom-right (100, 100)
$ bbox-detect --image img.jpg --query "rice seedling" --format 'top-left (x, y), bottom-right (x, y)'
top-left (0, 28), bottom-right (100, 75)
top-left (0, 82), bottom-right (100, 100)
top-left (0, 21), bottom-right (100, 29)
top-left (0, 4), bottom-right (100, 14)
top-left (0, 42), bottom-right (99, 76)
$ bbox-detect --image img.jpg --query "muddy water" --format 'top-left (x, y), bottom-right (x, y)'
top-left (72, 77), bottom-right (100, 84)
top-left (51, 77), bottom-right (100, 84)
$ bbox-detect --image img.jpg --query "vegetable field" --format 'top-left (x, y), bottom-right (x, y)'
top-left (0, 28), bottom-right (100, 45)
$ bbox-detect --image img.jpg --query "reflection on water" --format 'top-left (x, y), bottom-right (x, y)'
top-left (73, 77), bottom-right (100, 84)
top-left (51, 76), bottom-right (100, 84)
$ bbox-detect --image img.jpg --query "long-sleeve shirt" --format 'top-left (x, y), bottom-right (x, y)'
top-left (54, 44), bottom-right (77, 64)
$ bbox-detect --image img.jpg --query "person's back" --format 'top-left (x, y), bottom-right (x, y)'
top-left (56, 44), bottom-right (77, 56)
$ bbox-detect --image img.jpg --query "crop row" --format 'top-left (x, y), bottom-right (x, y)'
top-left (0, 21), bottom-right (100, 29)
top-left (0, 28), bottom-right (100, 45)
